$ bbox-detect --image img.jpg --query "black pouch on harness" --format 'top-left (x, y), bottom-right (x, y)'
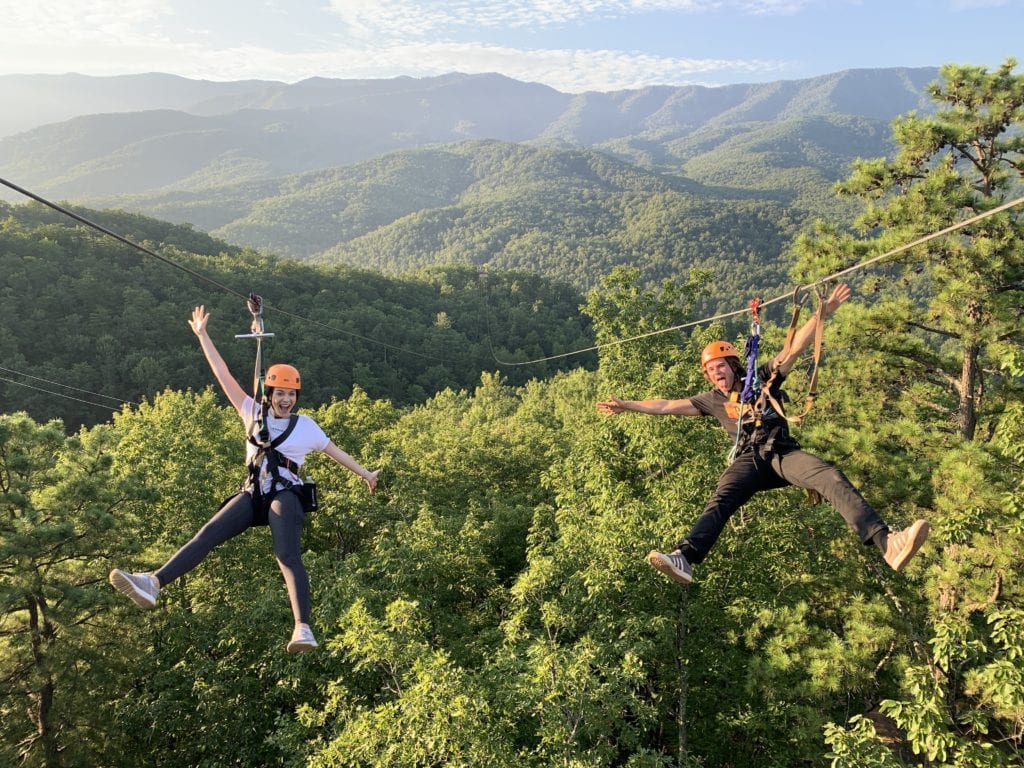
top-left (294, 481), bottom-right (318, 513)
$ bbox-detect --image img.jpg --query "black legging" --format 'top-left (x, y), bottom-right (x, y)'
top-left (155, 490), bottom-right (311, 624)
top-left (675, 445), bottom-right (888, 564)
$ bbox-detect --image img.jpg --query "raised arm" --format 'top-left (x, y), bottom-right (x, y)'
top-left (771, 283), bottom-right (851, 375)
top-left (189, 305), bottom-right (248, 413)
top-left (322, 442), bottom-right (380, 494)
top-left (596, 395), bottom-right (701, 417)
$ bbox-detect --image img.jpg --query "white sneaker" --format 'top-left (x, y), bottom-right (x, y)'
top-left (287, 623), bottom-right (318, 653)
top-left (109, 569), bottom-right (160, 609)
top-left (647, 549), bottom-right (693, 585)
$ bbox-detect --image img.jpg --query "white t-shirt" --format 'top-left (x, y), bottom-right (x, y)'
top-left (240, 396), bottom-right (330, 492)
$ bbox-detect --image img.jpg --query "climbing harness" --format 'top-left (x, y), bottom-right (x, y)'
top-left (727, 287), bottom-right (829, 465)
top-left (726, 298), bottom-right (763, 464)
top-left (234, 295), bottom-right (318, 517)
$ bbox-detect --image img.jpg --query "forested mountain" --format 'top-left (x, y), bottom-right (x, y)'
top-left (85, 140), bottom-right (823, 302)
top-left (0, 72), bottom-right (272, 138)
top-left (0, 68), bottom-right (935, 300)
top-left (0, 67), bottom-right (934, 199)
top-left (0, 200), bottom-right (596, 429)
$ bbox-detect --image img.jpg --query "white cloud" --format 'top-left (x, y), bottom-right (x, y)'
top-left (0, 0), bottom-right (820, 90)
top-left (0, 0), bottom-right (785, 90)
top-left (325, 0), bottom-right (817, 37)
top-left (360, 42), bottom-right (784, 91)
top-left (0, 0), bottom-right (174, 42)
top-left (171, 40), bottom-right (783, 91)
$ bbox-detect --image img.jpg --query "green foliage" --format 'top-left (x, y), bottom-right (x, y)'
top-left (71, 137), bottom-right (818, 304)
top-left (304, 598), bottom-right (520, 767)
top-left (0, 413), bottom-right (146, 767)
top-left (824, 715), bottom-right (902, 767)
top-left (1, 60), bottom-right (1021, 768)
top-left (803, 58), bottom-right (1024, 768)
top-left (0, 201), bottom-right (595, 429)
top-left (318, 144), bottom-right (807, 306)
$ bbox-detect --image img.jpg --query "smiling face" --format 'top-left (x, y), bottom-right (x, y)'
top-left (703, 357), bottom-right (737, 395)
top-left (269, 387), bottom-right (297, 417)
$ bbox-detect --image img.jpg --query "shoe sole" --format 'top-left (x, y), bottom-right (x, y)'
top-left (890, 520), bottom-right (931, 572)
top-left (287, 639), bottom-right (318, 653)
top-left (647, 550), bottom-right (693, 585)
top-left (109, 569), bottom-right (157, 609)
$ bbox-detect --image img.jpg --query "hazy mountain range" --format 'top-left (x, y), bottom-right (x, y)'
top-left (0, 67), bottom-right (942, 291)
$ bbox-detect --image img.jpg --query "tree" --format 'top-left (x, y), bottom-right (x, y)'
top-left (796, 59), bottom-right (1024, 441)
top-left (0, 413), bottom-right (144, 767)
top-left (796, 60), bottom-right (1024, 765)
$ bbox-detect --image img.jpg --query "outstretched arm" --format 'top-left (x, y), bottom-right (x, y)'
top-left (771, 283), bottom-right (851, 375)
top-left (189, 305), bottom-right (248, 413)
top-left (322, 442), bottom-right (380, 494)
top-left (596, 396), bottom-right (700, 417)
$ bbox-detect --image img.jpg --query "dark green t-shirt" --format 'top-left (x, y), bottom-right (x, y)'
top-left (689, 362), bottom-right (795, 451)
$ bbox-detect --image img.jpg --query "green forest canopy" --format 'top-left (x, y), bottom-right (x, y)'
top-left (0, 201), bottom-right (600, 429)
top-left (0, 60), bottom-right (1021, 767)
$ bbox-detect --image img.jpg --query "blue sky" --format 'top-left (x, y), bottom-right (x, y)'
top-left (1, 0), bottom-right (1021, 92)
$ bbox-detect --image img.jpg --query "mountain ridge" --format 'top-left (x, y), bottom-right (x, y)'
top-left (0, 66), bottom-right (935, 297)
top-left (0, 67), bottom-right (937, 200)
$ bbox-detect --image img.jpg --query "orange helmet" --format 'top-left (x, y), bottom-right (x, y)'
top-left (700, 341), bottom-right (740, 369)
top-left (266, 364), bottom-right (301, 390)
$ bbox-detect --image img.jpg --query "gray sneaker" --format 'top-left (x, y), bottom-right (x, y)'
top-left (109, 569), bottom-right (160, 609)
top-left (648, 549), bottom-right (693, 585)
top-left (287, 623), bottom-right (318, 653)
top-left (883, 519), bottom-right (931, 572)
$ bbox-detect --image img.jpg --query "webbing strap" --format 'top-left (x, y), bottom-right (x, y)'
top-left (752, 286), bottom-right (825, 426)
top-left (727, 395), bottom-right (747, 465)
top-left (752, 288), bottom-right (802, 421)
top-left (799, 290), bottom-right (827, 420)
top-left (248, 413), bottom-right (299, 450)
top-left (246, 293), bottom-right (270, 444)
top-left (247, 414), bottom-right (300, 492)
top-left (778, 287), bottom-right (806, 366)
top-left (740, 297), bottom-right (762, 404)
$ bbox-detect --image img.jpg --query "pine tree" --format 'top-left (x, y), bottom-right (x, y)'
top-left (800, 59), bottom-right (1024, 766)
top-left (0, 413), bottom-right (144, 767)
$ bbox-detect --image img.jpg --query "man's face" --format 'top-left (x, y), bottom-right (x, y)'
top-left (703, 358), bottom-right (736, 394)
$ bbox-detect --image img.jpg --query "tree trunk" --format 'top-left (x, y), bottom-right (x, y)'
top-left (27, 595), bottom-right (60, 767)
top-left (959, 340), bottom-right (979, 441)
top-left (676, 590), bottom-right (689, 766)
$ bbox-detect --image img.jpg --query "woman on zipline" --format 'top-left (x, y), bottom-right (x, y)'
top-left (110, 305), bottom-right (379, 652)
top-left (596, 283), bottom-right (929, 585)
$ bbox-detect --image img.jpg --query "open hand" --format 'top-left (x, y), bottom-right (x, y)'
top-left (596, 397), bottom-right (626, 415)
top-left (189, 305), bottom-right (210, 337)
top-left (823, 283), bottom-right (851, 316)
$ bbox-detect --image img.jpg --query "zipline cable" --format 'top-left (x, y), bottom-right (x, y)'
top-left (0, 175), bottom-right (457, 363)
top-left (489, 194), bottom-right (1024, 366)
top-left (0, 375), bottom-right (127, 413)
top-left (0, 364), bottom-right (137, 405)
top-left (1, 176), bottom-right (246, 299)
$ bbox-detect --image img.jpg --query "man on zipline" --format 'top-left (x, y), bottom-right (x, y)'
top-left (596, 282), bottom-right (930, 585)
